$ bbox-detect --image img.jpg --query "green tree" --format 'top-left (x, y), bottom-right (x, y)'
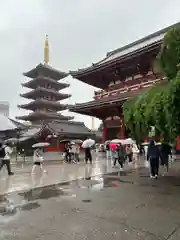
top-left (123, 25), bottom-right (180, 142)
top-left (157, 26), bottom-right (180, 79)
top-left (166, 70), bottom-right (180, 141)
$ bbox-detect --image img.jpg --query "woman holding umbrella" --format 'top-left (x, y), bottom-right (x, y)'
top-left (31, 142), bottom-right (49, 174)
top-left (82, 138), bottom-right (95, 164)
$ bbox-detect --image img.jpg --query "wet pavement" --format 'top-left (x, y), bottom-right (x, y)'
top-left (0, 156), bottom-right (180, 239)
top-left (0, 153), bottom-right (145, 194)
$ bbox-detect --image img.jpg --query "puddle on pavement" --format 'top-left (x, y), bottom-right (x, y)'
top-left (20, 202), bottom-right (40, 211)
top-left (18, 185), bottom-right (68, 201)
top-left (70, 173), bottom-right (124, 191)
top-left (0, 170), bottom-right (128, 220)
top-left (82, 199), bottom-right (92, 203)
top-left (105, 171), bottom-right (127, 177)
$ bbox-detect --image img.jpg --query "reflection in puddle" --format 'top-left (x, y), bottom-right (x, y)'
top-left (0, 170), bottom-right (125, 220)
top-left (70, 173), bottom-right (123, 191)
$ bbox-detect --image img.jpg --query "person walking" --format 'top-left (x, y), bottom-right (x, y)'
top-left (126, 144), bottom-right (133, 163)
top-left (0, 143), bottom-right (14, 176)
top-left (160, 141), bottom-right (172, 175)
top-left (75, 144), bottom-right (80, 163)
top-left (64, 143), bottom-right (72, 163)
top-left (31, 147), bottom-right (46, 174)
top-left (132, 143), bottom-right (140, 166)
top-left (116, 143), bottom-right (126, 170)
top-left (105, 142), bottom-right (111, 159)
top-left (147, 140), bottom-right (160, 179)
top-left (71, 143), bottom-right (80, 163)
top-left (85, 147), bottom-right (92, 164)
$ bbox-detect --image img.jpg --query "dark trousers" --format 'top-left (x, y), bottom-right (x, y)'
top-left (127, 153), bottom-right (132, 162)
top-left (150, 157), bottom-right (159, 176)
top-left (65, 152), bottom-right (71, 163)
top-left (113, 158), bottom-right (123, 168)
top-left (74, 153), bottom-right (80, 162)
top-left (85, 149), bottom-right (92, 163)
top-left (0, 160), bottom-right (11, 175)
top-left (161, 155), bottom-right (169, 171)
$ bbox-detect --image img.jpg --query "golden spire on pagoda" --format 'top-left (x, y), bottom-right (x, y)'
top-left (44, 34), bottom-right (49, 64)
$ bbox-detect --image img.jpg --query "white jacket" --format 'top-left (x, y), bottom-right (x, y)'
top-left (132, 144), bottom-right (139, 155)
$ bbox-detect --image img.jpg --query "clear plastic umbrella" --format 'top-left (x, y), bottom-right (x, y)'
top-left (124, 138), bottom-right (135, 145)
top-left (73, 139), bottom-right (83, 144)
top-left (141, 142), bottom-right (150, 146)
top-left (82, 139), bottom-right (95, 148)
top-left (4, 138), bottom-right (19, 144)
top-left (111, 139), bottom-right (125, 144)
top-left (32, 142), bottom-right (50, 148)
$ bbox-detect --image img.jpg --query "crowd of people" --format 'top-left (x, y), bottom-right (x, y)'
top-left (105, 139), bottom-right (172, 179)
top-left (105, 142), bottom-right (139, 170)
top-left (64, 142), bottom-right (92, 164)
top-left (0, 137), bottom-right (173, 179)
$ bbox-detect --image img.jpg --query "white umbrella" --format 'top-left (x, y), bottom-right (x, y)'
top-left (5, 138), bottom-right (19, 144)
top-left (32, 142), bottom-right (50, 148)
top-left (111, 139), bottom-right (125, 144)
top-left (73, 139), bottom-right (83, 144)
top-left (124, 138), bottom-right (135, 145)
top-left (141, 142), bottom-right (149, 146)
top-left (82, 139), bottom-right (95, 148)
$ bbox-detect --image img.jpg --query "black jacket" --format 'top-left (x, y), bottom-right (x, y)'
top-left (147, 144), bottom-right (160, 160)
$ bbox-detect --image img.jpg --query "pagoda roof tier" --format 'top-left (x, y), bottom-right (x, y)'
top-left (24, 63), bottom-right (68, 80)
top-left (22, 76), bottom-right (70, 90)
top-left (47, 120), bottom-right (93, 137)
top-left (16, 112), bottom-right (73, 122)
top-left (70, 21), bottom-right (180, 89)
top-left (20, 88), bottom-right (71, 101)
top-left (18, 99), bottom-right (72, 111)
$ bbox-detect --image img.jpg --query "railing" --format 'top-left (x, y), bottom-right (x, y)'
top-left (94, 75), bottom-right (162, 100)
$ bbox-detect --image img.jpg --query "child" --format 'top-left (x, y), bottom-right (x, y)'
top-left (32, 147), bottom-right (46, 174)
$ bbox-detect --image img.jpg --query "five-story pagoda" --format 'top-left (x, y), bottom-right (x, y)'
top-left (17, 35), bottom-right (73, 123)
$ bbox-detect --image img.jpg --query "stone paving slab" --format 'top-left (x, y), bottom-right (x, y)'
top-left (1, 157), bottom-right (180, 239)
top-left (168, 228), bottom-right (180, 240)
top-left (0, 185), bottom-right (161, 240)
top-left (0, 159), bottom-right (117, 194)
top-left (0, 155), bottom-right (147, 195)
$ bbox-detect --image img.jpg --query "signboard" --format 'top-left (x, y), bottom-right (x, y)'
top-left (148, 126), bottom-right (155, 138)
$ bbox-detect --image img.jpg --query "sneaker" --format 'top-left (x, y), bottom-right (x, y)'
top-left (155, 174), bottom-right (158, 179)
top-left (8, 172), bottom-right (14, 176)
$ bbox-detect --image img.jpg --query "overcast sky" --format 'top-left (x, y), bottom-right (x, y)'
top-left (0, 0), bottom-right (180, 129)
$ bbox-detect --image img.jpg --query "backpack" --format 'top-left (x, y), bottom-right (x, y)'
top-left (0, 147), bottom-right (5, 158)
